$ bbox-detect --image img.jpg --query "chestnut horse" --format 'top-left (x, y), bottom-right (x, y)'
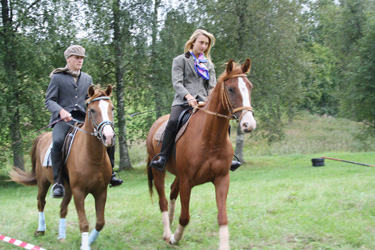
top-left (146, 59), bottom-right (256, 249)
top-left (9, 85), bottom-right (115, 250)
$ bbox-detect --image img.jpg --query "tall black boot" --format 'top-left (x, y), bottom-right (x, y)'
top-left (151, 128), bottom-right (175, 171)
top-left (50, 148), bottom-right (64, 198)
top-left (107, 146), bottom-right (123, 187)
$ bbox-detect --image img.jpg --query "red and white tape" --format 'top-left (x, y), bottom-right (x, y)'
top-left (0, 234), bottom-right (46, 250)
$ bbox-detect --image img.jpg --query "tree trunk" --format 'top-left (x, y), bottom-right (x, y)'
top-left (113, 0), bottom-right (132, 171)
top-left (235, 124), bottom-right (245, 163)
top-left (2, 0), bottom-right (24, 170)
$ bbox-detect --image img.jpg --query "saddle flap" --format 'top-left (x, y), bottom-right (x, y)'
top-left (154, 109), bottom-right (193, 143)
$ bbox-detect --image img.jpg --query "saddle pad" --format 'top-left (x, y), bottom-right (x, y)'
top-left (42, 143), bottom-right (53, 167)
top-left (154, 117), bottom-right (191, 143)
top-left (42, 125), bottom-right (79, 167)
top-left (154, 121), bottom-right (167, 142)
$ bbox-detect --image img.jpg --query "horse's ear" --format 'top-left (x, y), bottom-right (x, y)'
top-left (226, 59), bottom-right (234, 74)
top-left (242, 58), bottom-right (251, 74)
top-left (88, 85), bottom-right (95, 97)
top-left (105, 84), bottom-right (112, 96)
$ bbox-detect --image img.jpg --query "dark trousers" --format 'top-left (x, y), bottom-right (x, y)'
top-left (160, 105), bottom-right (191, 160)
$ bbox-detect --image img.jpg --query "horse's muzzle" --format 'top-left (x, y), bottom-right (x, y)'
top-left (102, 125), bottom-right (115, 147)
top-left (240, 112), bottom-right (256, 132)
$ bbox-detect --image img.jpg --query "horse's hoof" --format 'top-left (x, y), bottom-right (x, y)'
top-left (34, 231), bottom-right (45, 236)
top-left (58, 238), bottom-right (65, 242)
top-left (169, 234), bottom-right (177, 245)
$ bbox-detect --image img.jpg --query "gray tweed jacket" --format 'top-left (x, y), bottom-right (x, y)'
top-left (171, 52), bottom-right (216, 106)
top-left (45, 71), bottom-right (93, 125)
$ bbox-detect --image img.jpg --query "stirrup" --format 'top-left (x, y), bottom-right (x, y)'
top-left (230, 155), bottom-right (242, 172)
top-left (150, 153), bottom-right (166, 171)
top-left (51, 183), bottom-right (65, 198)
top-left (109, 172), bottom-right (123, 188)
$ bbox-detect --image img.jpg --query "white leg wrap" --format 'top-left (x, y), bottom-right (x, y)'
top-left (37, 212), bottom-right (46, 231)
top-left (168, 199), bottom-right (176, 226)
top-left (81, 232), bottom-right (90, 250)
top-left (170, 234), bottom-right (177, 245)
top-left (88, 229), bottom-right (100, 245)
top-left (219, 225), bottom-right (230, 250)
top-left (161, 211), bottom-right (172, 239)
top-left (58, 218), bottom-right (66, 240)
top-left (170, 224), bottom-right (185, 245)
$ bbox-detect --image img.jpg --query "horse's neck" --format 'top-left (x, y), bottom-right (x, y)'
top-left (80, 123), bottom-right (106, 152)
top-left (204, 85), bottom-right (229, 118)
top-left (198, 87), bottom-right (230, 142)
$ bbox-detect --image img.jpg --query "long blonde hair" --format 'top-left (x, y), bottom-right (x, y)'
top-left (184, 29), bottom-right (215, 62)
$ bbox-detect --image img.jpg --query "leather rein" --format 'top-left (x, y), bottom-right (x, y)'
top-left (194, 74), bottom-right (253, 122)
top-left (69, 96), bottom-right (114, 144)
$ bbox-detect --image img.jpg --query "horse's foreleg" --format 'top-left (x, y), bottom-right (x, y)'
top-left (89, 191), bottom-right (108, 246)
top-left (58, 186), bottom-right (72, 241)
top-left (153, 169), bottom-right (171, 242)
top-left (214, 174), bottom-right (230, 250)
top-left (73, 191), bottom-right (90, 249)
top-left (170, 180), bottom-right (191, 245)
top-left (35, 179), bottom-right (50, 236)
top-left (169, 177), bottom-right (180, 226)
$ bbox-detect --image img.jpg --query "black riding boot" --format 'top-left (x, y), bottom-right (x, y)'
top-left (51, 148), bottom-right (65, 198)
top-left (107, 147), bottom-right (123, 187)
top-left (151, 128), bottom-right (175, 171)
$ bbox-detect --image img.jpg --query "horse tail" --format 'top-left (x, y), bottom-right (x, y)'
top-left (8, 167), bottom-right (37, 186)
top-left (8, 133), bottom-right (44, 186)
top-left (147, 157), bottom-right (154, 199)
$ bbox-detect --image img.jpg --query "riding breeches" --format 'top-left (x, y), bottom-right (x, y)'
top-left (160, 105), bottom-right (191, 159)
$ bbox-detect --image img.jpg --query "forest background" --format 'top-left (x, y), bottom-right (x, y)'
top-left (1, 0), bottom-right (375, 171)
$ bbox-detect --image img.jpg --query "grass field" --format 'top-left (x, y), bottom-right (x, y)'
top-left (1, 113), bottom-right (375, 250)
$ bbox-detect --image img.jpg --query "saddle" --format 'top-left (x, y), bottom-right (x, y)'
top-left (42, 124), bottom-right (82, 167)
top-left (155, 108), bottom-right (193, 144)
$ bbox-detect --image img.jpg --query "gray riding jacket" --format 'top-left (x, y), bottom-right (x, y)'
top-left (171, 52), bottom-right (216, 106)
top-left (45, 71), bottom-right (93, 125)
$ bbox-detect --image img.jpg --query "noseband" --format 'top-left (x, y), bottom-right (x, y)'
top-left (195, 74), bottom-right (254, 122)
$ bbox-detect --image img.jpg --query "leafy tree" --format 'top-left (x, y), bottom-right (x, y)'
top-left (0, 0), bottom-right (79, 169)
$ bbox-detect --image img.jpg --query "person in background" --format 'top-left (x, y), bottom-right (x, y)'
top-left (45, 45), bottom-right (123, 198)
top-left (151, 29), bottom-right (242, 171)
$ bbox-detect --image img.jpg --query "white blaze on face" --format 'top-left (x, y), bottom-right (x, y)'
top-left (98, 100), bottom-right (114, 146)
top-left (238, 78), bottom-right (256, 132)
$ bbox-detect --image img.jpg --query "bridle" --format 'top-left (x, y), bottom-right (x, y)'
top-left (71, 96), bottom-right (115, 144)
top-left (194, 74), bottom-right (253, 122)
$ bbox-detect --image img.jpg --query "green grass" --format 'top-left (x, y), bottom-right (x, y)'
top-left (1, 113), bottom-right (375, 249)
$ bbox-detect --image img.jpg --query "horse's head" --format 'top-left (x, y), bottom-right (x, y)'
top-left (86, 85), bottom-right (115, 147)
top-left (220, 58), bottom-right (256, 133)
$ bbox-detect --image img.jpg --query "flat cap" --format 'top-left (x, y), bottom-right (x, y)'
top-left (64, 45), bottom-right (86, 59)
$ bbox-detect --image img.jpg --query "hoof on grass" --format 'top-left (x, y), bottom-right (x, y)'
top-left (34, 231), bottom-right (45, 236)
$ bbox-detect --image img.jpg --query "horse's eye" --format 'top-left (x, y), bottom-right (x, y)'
top-left (90, 108), bottom-right (95, 113)
top-left (228, 87), bottom-right (235, 93)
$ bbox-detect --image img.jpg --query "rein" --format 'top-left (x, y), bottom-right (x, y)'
top-left (194, 74), bottom-right (253, 122)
